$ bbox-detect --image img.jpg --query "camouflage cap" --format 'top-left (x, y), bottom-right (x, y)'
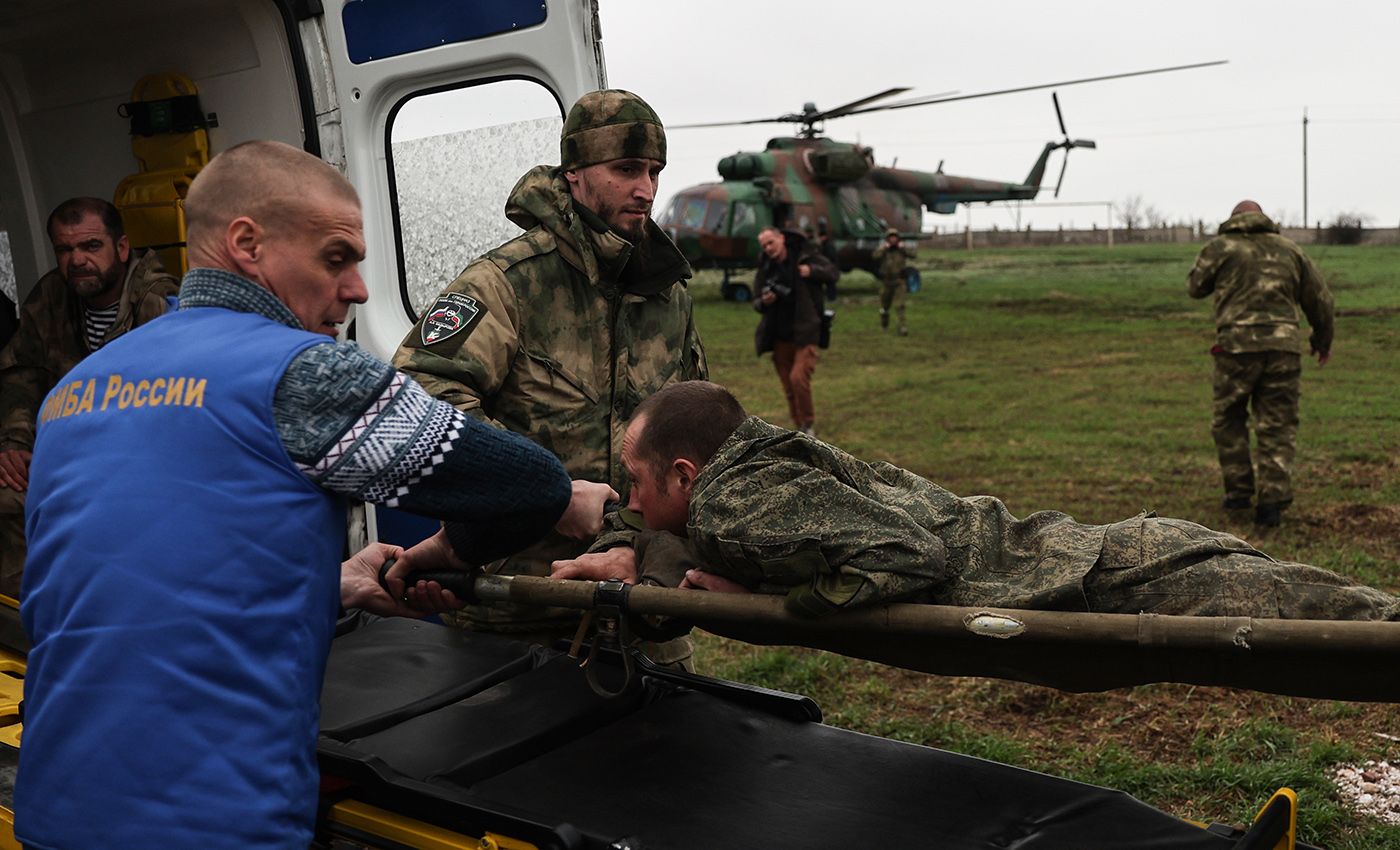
top-left (885, 227), bottom-right (900, 237)
top-left (560, 89), bottom-right (666, 170)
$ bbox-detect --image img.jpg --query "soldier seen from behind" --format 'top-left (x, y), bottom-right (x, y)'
top-left (393, 90), bottom-right (706, 668)
top-left (752, 226), bottom-right (838, 437)
top-left (0, 197), bottom-right (178, 597)
top-left (872, 227), bottom-right (915, 335)
top-left (1188, 200), bottom-right (1333, 527)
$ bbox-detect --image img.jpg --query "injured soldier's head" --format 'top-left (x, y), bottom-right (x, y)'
top-left (621, 381), bottom-right (746, 534)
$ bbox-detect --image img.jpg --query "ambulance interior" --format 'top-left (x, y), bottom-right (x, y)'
top-left (0, 0), bottom-right (575, 367)
top-left (0, 0), bottom-right (311, 303)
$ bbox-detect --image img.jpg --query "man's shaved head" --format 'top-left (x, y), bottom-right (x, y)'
top-left (185, 140), bottom-right (359, 261)
top-left (183, 139), bottom-right (368, 337)
top-left (1231, 199), bottom-right (1263, 216)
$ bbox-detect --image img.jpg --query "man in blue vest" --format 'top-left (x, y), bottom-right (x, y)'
top-left (16, 140), bottom-right (610, 850)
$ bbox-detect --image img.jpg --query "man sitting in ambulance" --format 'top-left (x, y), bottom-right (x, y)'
top-left (0, 197), bottom-right (178, 597)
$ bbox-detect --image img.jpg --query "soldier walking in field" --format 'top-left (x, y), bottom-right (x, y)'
top-left (1188, 200), bottom-right (1333, 527)
top-left (872, 227), bottom-right (914, 335)
top-left (393, 90), bottom-right (705, 667)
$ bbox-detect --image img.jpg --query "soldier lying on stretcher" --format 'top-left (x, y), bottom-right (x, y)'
top-left (545, 380), bottom-right (1398, 622)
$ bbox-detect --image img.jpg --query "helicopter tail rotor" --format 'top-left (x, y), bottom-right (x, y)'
top-left (1049, 92), bottom-right (1096, 197)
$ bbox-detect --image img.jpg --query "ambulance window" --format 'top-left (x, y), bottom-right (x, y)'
top-left (388, 79), bottom-right (563, 318)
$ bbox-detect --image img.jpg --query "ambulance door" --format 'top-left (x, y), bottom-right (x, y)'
top-left (319, 0), bottom-right (606, 362)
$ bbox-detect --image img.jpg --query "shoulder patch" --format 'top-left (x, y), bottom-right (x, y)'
top-left (421, 293), bottom-right (484, 346)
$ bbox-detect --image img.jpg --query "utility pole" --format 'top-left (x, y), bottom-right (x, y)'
top-left (1302, 107), bottom-right (1309, 228)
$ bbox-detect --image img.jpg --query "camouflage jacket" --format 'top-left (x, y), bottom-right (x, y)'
top-left (1187, 212), bottom-right (1334, 355)
top-left (393, 166), bottom-right (707, 625)
top-left (0, 250), bottom-right (178, 452)
top-left (871, 243), bottom-right (915, 284)
top-left (634, 416), bottom-right (1110, 617)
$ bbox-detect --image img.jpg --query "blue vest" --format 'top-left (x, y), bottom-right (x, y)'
top-left (18, 307), bottom-right (343, 849)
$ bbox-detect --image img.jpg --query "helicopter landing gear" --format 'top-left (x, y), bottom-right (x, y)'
top-left (719, 269), bottom-right (751, 303)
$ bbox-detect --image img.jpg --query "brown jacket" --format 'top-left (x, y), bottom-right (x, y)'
top-left (0, 250), bottom-right (179, 451)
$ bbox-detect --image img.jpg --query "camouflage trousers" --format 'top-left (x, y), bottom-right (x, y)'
top-left (0, 487), bottom-right (23, 599)
top-left (878, 280), bottom-right (907, 330)
top-left (1084, 514), bottom-right (1397, 620)
top-left (1211, 351), bottom-right (1300, 507)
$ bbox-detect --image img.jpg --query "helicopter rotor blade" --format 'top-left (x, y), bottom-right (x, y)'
top-left (670, 116), bottom-right (806, 130)
top-left (1053, 92), bottom-right (1067, 137)
top-left (812, 87), bottom-right (914, 122)
top-left (672, 87), bottom-right (930, 130)
top-left (844, 89), bottom-right (960, 112)
top-left (1054, 153), bottom-right (1068, 198)
top-left (840, 60), bottom-right (1228, 118)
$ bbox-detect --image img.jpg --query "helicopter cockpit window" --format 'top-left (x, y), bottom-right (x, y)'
top-left (729, 202), bottom-right (760, 236)
top-left (388, 79), bottom-right (563, 319)
top-left (677, 198), bottom-right (708, 230)
top-left (703, 201), bottom-right (727, 233)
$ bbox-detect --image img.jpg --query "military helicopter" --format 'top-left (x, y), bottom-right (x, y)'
top-left (657, 62), bottom-right (1225, 301)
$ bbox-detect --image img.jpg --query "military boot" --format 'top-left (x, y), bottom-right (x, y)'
top-left (1254, 502), bottom-right (1283, 527)
top-left (880, 310), bottom-right (889, 330)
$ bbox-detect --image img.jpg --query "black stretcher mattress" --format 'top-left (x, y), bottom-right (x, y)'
top-left (318, 618), bottom-right (1242, 850)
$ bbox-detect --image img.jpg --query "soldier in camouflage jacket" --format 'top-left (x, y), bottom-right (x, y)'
top-left (0, 199), bottom-right (179, 597)
top-left (589, 381), bottom-right (1395, 623)
top-left (393, 91), bottom-right (706, 662)
top-left (1188, 201), bottom-right (1333, 526)
top-left (871, 228), bottom-right (915, 335)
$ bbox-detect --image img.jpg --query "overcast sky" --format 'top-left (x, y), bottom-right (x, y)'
top-left (596, 0), bottom-right (1400, 232)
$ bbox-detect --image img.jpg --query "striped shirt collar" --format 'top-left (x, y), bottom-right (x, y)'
top-left (83, 302), bottom-right (119, 352)
top-left (177, 267), bottom-right (306, 331)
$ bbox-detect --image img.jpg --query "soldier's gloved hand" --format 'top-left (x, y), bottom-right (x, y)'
top-left (555, 480), bottom-right (619, 540)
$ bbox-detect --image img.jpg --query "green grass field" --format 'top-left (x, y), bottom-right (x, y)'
top-left (685, 243), bottom-right (1400, 848)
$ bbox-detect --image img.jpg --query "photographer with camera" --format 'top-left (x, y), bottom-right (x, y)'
top-left (752, 226), bottom-right (838, 436)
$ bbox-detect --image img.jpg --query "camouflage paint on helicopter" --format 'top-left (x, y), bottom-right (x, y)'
top-left (658, 133), bottom-right (1081, 285)
top-left (658, 63), bottom-right (1227, 299)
